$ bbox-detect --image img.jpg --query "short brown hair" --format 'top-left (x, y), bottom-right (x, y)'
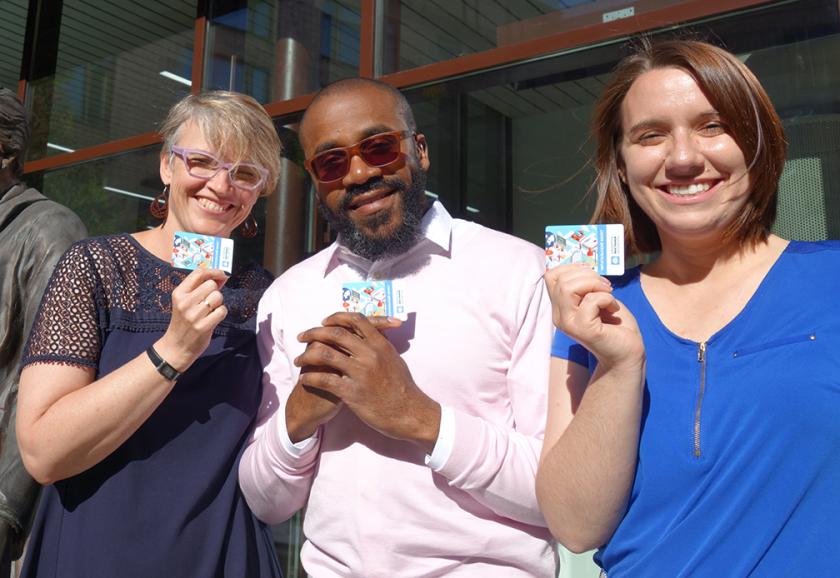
top-left (159, 91), bottom-right (282, 196)
top-left (591, 39), bottom-right (787, 255)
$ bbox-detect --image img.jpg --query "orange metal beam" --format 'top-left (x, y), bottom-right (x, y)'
top-left (17, 79), bottom-right (26, 102)
top-left (378, 0), bottom-right (773, 89)
top-left (23, 132), bottom-right (162, 174)
top-left (263, 93), bottom-right (313, 119)
top-left (192, 16), bottom-right (207, 94)
top-left (359, 0), bottom-right (376, 77)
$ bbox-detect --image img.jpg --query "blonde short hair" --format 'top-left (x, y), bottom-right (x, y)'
top-left (159, 91), bottom-right (282, 196)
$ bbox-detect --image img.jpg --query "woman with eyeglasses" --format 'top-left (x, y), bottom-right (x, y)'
top-left (16, 91), bottom-right (284, 577)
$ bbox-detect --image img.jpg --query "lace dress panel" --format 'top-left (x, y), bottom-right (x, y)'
top-left (23, 241), bottom-right (101, 369)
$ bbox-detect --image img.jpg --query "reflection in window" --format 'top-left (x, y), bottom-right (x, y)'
top-left (0, 0), bottom-right (28, 89)
top-left (380, 0), bottom-right (691, 74)
top-left (31, 147), bottom-right (163, 236)
top-left (25, 0), bottom-right (197, 160)
top-left (205, 0), bottom-right (361, 102)
top-left (405, 44), bottom-right (612, 244)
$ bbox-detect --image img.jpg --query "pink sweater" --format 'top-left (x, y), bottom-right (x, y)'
top-left (239, 202), bottom-right (557, 577)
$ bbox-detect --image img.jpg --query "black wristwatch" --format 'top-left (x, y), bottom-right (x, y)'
top-left (146, 345), bottom-right (182, 381)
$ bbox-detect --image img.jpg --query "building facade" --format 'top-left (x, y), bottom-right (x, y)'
top-left (3, 0), bottom-right (839, 576)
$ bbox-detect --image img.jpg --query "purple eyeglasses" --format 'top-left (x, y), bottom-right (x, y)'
top-left (170, 146), bottom-right (268, 191)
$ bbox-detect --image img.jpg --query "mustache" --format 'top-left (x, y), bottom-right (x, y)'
top-left (340, 176), bottom-right (408, 213)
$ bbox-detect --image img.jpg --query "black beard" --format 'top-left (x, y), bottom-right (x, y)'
top-left (319, 166), bottom-right (428, 261)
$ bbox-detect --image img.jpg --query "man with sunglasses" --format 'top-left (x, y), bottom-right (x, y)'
top-left (0, 88), bottom-right (86, 577)
top-left (240, 78), bottom-right (556, 577)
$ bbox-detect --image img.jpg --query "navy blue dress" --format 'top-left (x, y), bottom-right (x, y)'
top-left (21, 234), bottom-right (282, 577)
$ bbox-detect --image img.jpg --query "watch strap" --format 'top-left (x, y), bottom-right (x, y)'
top-left (146, 345), bottom-right (182, 381)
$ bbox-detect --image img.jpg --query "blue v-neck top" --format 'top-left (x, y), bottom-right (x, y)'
top-left (552, 240), bottom-right (840, 578)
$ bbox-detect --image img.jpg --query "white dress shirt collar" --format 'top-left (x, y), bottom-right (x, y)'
top-left (323, 198), bottom-right (452, 276)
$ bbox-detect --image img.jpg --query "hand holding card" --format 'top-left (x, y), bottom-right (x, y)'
top-left (545, 224), bottom-right (624, 276)
top-left (341, 280), bottom-right (407, 320)
top-left (172, 231), bottom-right (234, 273)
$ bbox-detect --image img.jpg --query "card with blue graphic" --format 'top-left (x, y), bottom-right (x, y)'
top-left (341, 280), bottom-right (407, 320)
top-left (172, 231), bottom-right (234, 274)
top-left (545, 224), bottom-right (624, 275)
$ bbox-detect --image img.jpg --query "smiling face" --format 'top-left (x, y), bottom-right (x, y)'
top-left (300, 84), bottom-right (431, 260)
top-left (619, 67), bottom-right (751, 248)
top-left (159, 120), bottom-right (260, 239)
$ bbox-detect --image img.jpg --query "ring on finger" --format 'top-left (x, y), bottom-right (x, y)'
top-left (199, 299), bottom-right (213, 309)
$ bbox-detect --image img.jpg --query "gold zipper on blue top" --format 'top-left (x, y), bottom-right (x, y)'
top-left (693, 341), bottom-right (707, 457)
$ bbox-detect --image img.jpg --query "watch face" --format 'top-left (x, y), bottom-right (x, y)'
top-left (147, 346), bottom-right (180, 381)
top-left (159, 363), bottom-right (179, 381)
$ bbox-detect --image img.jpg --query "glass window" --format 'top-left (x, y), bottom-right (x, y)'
top-left (404, 44), bottom-right (610, 246)
top-left (271, 513), bottom-right (304, 578)
top-left (25, 0), bottom-right (197, 161)
top-left (748, 35), bottom-right (840, 240)
top-left (205, 0), bottom-right (361, 103)
top-left (0, 0), bottom-right (28, 90)
top-left (399, 0), bottom-right (840, 251)
top-left (30, 147), bottom-right (164, 236)
top-left (380, 0), bottom-right (693, 74)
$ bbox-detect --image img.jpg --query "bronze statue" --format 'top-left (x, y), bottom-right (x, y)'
top-left (0, 88), bottom-right (86, 574)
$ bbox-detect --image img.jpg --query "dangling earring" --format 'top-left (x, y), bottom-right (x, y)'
top-left (150, 185), bottom-right (169, 219)
top-left (239, 214), bottom-right (258, 238)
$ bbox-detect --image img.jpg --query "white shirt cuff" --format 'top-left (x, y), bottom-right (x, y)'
top-left (277, 400), bottom-right (319, 457)
top-left (425, 405), bottom-right (455, 470)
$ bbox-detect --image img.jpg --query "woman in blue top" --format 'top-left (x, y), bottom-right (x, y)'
top-left (16, 91), bottom-right (284, 577)
top-left (537, 39), bottom-right (840, 577)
